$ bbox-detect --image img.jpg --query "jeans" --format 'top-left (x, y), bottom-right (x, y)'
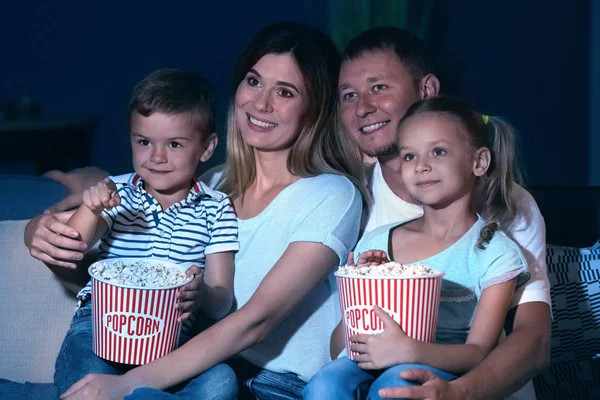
top-left (125, 363), bottom-right (238, 400)
top-left (303, 357), bottom-right (457, 400)
top-left (0, 301), bottom-right (237, 400)
top-left (230, 358), bottom-right (306, 400)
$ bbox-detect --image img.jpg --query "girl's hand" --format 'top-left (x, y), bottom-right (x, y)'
top-left (59, 373), bottom-right (136, 399)
top-left (350, 305), bottom-right (416, 369)
top-left (356, 250), bottom-right (390, 266)
top-left (177, 265), bottom-right (207, 322)
top-left (82, 178), bottom-right (120, 214)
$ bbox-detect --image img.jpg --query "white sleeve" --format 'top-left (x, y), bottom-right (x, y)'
top-left (500, 185), bottom-right (552, 311)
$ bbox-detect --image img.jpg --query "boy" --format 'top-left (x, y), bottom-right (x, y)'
top-left (58, 69), bottom-right (239, 397)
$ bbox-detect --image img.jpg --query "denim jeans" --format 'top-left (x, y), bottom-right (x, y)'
top-left (0, 301), bottom-right (237, 400)
top-left (230, 358), bottom-right (306, 400)
top-left (303, 357), bottom-right (457, 400)
top-left (125, 363), bottom-right (238, 400)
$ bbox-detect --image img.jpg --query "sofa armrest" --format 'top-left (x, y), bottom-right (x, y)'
top-left (0, 219), bottom-right (78, 383)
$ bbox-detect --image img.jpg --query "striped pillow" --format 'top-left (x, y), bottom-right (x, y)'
top-left (533, 242), bottom-right (600, 399)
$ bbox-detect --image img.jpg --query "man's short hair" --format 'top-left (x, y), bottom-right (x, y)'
top-left (129, 69), bottom-right (216, 134)
top-left (342, 27), bottom-right (433, 84)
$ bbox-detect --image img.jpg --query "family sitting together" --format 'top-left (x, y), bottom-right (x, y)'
top-left (0, 22), bottom-right (551, 400)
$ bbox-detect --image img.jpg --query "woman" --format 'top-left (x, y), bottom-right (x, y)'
top-left (23, 22), bottom-right (367, 400)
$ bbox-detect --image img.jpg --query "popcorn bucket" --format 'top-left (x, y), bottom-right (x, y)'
top-left (335, 270), bottom-right (444, 360)
top-left (89, 258), bottom-right (193, 365)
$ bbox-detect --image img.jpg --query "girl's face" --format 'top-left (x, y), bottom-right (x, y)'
top-left (234, 53), bottom-right (309, 152)
top-left (398, 113), bottom-right (483, 208)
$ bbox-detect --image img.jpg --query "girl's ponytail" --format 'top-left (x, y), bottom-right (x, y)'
top-left (476, 117), bottom-right (522, 249)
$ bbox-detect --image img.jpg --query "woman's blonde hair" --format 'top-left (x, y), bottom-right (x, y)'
top-left (400, 96), bottom-right (523, 249)
top-left (217, 23), bottom-right (368, 206)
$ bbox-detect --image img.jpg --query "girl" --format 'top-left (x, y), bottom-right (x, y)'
top-left (304, 96), bottom-right (530, 400)
top-left (54, 22), bottom-right (368, 400)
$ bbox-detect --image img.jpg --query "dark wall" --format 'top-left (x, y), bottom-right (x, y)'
top-left (2, 1), bottom-right (593, 187)
top-left (431, 0), bottom-right (590, 186)
top-left (1, 0), bottom-right (328, 175)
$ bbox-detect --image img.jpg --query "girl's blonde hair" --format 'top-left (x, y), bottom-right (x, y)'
top-left (400, 96), bottom-right (523, 249)
top-left (217, 23), bottom-right (368, 206)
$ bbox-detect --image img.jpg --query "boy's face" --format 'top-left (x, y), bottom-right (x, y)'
top-left (130, 111), bottom-right (216, 200)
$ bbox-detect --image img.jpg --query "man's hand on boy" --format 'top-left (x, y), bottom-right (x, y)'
top-left (25, 210), bottom-right (86, 269)
top-left (82, 178), bottom-right (120, 214)
top-left (350, 305), bottom-right (415, 370)
top-left (177, 265), bottom-right (207, 322)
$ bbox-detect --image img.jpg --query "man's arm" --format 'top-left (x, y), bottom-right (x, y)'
top-left (379, 301), bottom-right (551, 400)
top-left (451, 301), bottom-right (551, 399)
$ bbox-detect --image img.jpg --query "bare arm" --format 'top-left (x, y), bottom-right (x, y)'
top-left (413, 279), bottom-right (516, 374)
top-left (353, 279), bottom-right (516, 375)
top-left (61, 241), bottom-right (339, 398)
top-left (378, 301), bottom-right (551, 399)
top-left (450, 301), bottom-right (551, 399)
top-left (44, 167), bottom-right (110, 212)
top-left (177, 252), bottom-right (235, 321)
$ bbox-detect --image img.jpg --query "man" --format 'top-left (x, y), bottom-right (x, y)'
top-left (26, 26), bottom-right (551, 400)
top-left (337, 27), bottom-right (551, 400)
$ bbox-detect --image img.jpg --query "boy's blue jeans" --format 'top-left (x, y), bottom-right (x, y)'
top-left (0, 301), bottom-right (237, 400)
top-left (303, 357), bottom-right (457, 400)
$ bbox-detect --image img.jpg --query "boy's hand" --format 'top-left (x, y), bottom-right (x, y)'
top-left (177, 265), bottom-right (207, 322)
top-left (44, 167), bottom-right (110, 212)
top-left (350, 305), bottom-right (415, 369)
top-left (356, 250), bottom-right (390, 267)
top-left (82, 178), bottom-right (120, 214)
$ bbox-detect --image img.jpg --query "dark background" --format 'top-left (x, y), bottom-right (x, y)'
top-left (1, 0), bottom-right (597, 187)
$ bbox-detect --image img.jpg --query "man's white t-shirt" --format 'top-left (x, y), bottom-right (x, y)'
top-left (365, 161), bottom-right (551, 400)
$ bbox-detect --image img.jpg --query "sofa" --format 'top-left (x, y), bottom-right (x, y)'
top-left (1, 176), bottom-right (599, 399)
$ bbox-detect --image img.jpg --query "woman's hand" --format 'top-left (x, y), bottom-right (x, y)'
top-left (59, 373), bottom-right (136, 400)
top-left (350, 305), bottom-right (415, 370)
top-left (177, 265), bottom-right (207, 322)
top-left (25, 210), bottom-right (86, 269)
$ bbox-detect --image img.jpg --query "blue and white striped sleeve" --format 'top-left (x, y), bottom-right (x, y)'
top-left (205, 196), bottom-right (239, 255)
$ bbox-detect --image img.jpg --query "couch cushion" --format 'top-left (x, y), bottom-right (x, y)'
top-left (0, 219), bottom-right (78, 383)
top-left (533, 243), bottom-right (600, 399)
top-left (0, 175), bottom-right (68, 221)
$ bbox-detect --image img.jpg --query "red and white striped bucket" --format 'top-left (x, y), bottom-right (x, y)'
top-left (89, 259), bottom-right (192, 365)
top-left (335, 271), bottom-right (444, 360)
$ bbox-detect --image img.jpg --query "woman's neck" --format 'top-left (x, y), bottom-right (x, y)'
top-left (252, 149), bottom-right (298, 192)
top-left (233, 149), bottom-right (299, 219)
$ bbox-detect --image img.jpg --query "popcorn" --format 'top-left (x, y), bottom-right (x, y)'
top-left (91, 259), bottom-right (188, 287)
top-left (336, 261), bottom-right (436, 277)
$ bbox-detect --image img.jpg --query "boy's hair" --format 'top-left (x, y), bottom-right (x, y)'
top-left (401, 96), bottom-right (523, 250)
top-left (129, 68), bottom-right (216, 135)
top-left (342, 27), bottom-right (433, 86)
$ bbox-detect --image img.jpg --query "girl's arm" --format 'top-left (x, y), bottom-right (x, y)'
top-left (409, 278), bottom-right (517, 374)
top-left (352, 278), bottom-right (517, 375)
top-left (61, 241), bottom-right (339, 398)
